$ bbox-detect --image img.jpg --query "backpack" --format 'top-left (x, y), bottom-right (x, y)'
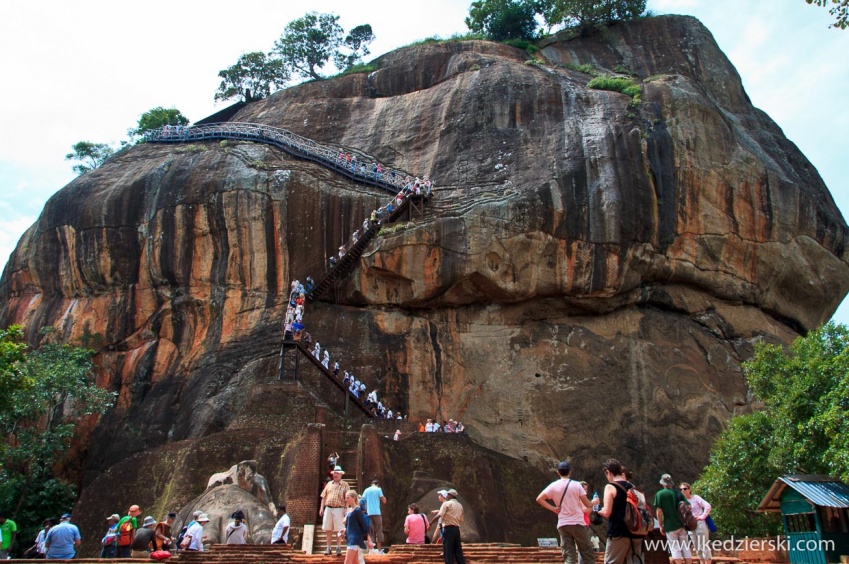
top-left (117, 519), bottom-right (134, 546)
top-left (615, 482), bottom-right (654, 536)
top-left (676, 492), bottom-right (698, 531)
top-left (175, 526), bottom-right (189, 549)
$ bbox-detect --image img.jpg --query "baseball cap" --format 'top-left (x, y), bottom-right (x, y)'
top-left (557, 461), bottom-right (571, 473)
top-left (437, 489), bottom-right (449, 497)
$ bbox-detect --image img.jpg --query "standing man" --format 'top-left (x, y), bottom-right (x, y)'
top-left (319, 465), bottom-right (350, 556)
top-left (0, 512), bottom-right (17, 559)
top-left (154, 513), bottom-right (176, 551)
top-left (101, 514), bottom-right (121, 558)
top-left (597, 459), bottom-right (642, 564)
top-left (271, 505), bottom-right (290, 545)
top-left (536, 461), bottom-right (597, 564)
top-left (654, 474), bottom-right (693, 564)
top-left (362, 479), bottom-right (387, 554)
top-left (436, 488), bottom-right (466, 564)
top-left (45, 514), bottom-right (81, 560)
top-left (116, 504), bottom-right (141, 558)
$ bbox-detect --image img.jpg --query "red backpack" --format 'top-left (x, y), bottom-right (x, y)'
top-left (615, 483), bottom-right (654, 536)
top-left (117, 519), bottom-right (134, 546)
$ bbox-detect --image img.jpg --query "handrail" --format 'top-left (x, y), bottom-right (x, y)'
top-left (286, 341), bottom-right (374, 418)
top-left (145, 122), bottom-right (427, 196)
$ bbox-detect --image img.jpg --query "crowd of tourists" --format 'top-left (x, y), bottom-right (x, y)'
top-left (536, 459), bottom-right (714, 564)
top-left (327, 176), bottom-right (432, 271)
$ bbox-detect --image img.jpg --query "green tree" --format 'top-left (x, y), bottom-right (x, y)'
top-left (214, 52), bottom-right (291, 102)
top-left (272, 12), bottom-right (375, 81)
top-left (806, 0), bottom-right (849, 29)
top-left (695, 322), bottom-right (849, 536)
top-left (0, 328), bottom-right (115, 551)
top-left (129, 106), bottom-right (189, 139)
top-left (541, 0), bottom-right (647, 34)
top-left (466, 0), bottom-right (540, 41)
top-left (65, 141), bottom-right (115, 175)
top-left (334, 24), bottom-right (376, 70)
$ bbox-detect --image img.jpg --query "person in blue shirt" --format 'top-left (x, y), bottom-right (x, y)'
top-left (343, 491), bottom-right (368, 564)
top-left (361, 479), bottom-right (387, 553)
top-left (45, 514), bottom-right (81, 559)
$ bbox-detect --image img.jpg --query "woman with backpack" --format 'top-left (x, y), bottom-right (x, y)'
top-left (597, 459), bottom-right (643, 564)
top-left (680, 483), bottom-right (712, 564)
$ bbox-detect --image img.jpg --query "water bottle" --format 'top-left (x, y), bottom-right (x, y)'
top-left (592, 491), bottom-right (600, 511)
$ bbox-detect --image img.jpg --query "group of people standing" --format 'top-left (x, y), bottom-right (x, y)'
top-left (537, 459), bottom-right (713, 564)
top-left (420, 418), bottom-right (466, 433)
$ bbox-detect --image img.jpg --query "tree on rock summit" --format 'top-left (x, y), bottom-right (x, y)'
top-left (466, 0), bottom-right (539, 41)
top-left (540, 0), bottom-right (647, 35)
top-left (215, 52), bottom-right (291, 102)
top-left (272, 12), bottom-right (374, 81)
top-left (128, 106), bottom-right (189, 140)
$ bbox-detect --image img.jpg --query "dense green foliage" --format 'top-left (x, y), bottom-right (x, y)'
top-left (215, 52), bottom-right (290, 102)
top-left (695, 322), bottom-right (849, 536)
top-left (129, 106), bottom-right (189, 139)
top-left (0, 326), bottom-right (115, 553)
top-left (271, 12), bottom-right (374, 81)
top-left (540, 0), bottom-right (647, 34)
top-left (806, 0), bottom-right (848, 29)
top-left (64, 141), bottom-right (115, 175)
top-left (586, 75), bottom-right (641, 103)
top-left (466, 0), bottom-right (539, 40)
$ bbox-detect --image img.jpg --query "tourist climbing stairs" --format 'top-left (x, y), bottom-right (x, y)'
top-left (310, 474), bottom-right (359, 556)
top-left (278, 341), bottom-right (374, 418)
top-left (307, 194), bottom-right (421, 301)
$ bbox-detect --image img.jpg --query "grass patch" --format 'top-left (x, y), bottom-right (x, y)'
top-left (503, 38), bottom-right (540, 54)
top-left (378, 221), bottom-right (412, 236)
top-left (337, 62), bottom-right (378, 77)
top-left (613, 64), bottom-right (636, 76)
top-left (563, 62), bottom-right (599, 76)
top-left (174, 144), bottom-right (206, 154)
top-left (586, 76), bottom-right (642, 104)
top-left (401, 32), bottom-right (485, 49)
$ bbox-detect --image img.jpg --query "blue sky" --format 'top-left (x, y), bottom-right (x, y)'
top-left (0, 0), bottom-right (846, 326)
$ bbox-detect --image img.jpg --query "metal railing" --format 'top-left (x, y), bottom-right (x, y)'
top-left (145, 122), bottom-right (424, 195)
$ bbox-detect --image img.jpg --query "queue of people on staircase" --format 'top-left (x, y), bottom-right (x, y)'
top-left (282, 278), bottom-right (402, 421)
top-left (327, 172), bottom-right (434, 270)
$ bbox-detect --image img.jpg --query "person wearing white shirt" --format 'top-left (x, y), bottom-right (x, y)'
top-left (681, 483), bottom-right (712, 564)
top-left (271, 506), bottom-right (290, 545)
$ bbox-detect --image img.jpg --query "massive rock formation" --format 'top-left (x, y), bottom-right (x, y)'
top-left (1, 14), bottom-right (846, 547)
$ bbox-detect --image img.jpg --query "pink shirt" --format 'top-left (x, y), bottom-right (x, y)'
top-left (404, 513), bottom-right (427, 544)
top-left (541, 478), bottom-right (587, 527)
top-left (688, 494), bottom-right (711, 518)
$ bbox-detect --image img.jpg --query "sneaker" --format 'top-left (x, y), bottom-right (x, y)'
top-left (324, 548), bottom-right (331, 555)
top-left (336, 547), bottom-right (342, 556)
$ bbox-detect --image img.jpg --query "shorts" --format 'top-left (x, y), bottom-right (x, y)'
top-left (369, 515), bottom-right (384, 543)
top-left (323, 506), bottom-right (346, 531)
top-left (666, 527), bottom-right (693, 560)
top-left (346, 545), bottom-right (366, 564)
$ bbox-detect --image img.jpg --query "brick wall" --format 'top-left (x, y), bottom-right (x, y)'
top-left (284, 423), bottom-right (324, 529)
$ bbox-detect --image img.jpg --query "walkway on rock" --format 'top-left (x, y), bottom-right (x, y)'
top-left (145, 122), bottom-right (415, 196)
top-left (148, 121), bottom-right (429, 422)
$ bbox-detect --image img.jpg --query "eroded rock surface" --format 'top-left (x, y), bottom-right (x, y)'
top-left (0, 14), bottom-right (846, 545)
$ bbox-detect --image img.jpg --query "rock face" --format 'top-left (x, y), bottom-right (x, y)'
top-left (0, 14), bottom-right (847, 546)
